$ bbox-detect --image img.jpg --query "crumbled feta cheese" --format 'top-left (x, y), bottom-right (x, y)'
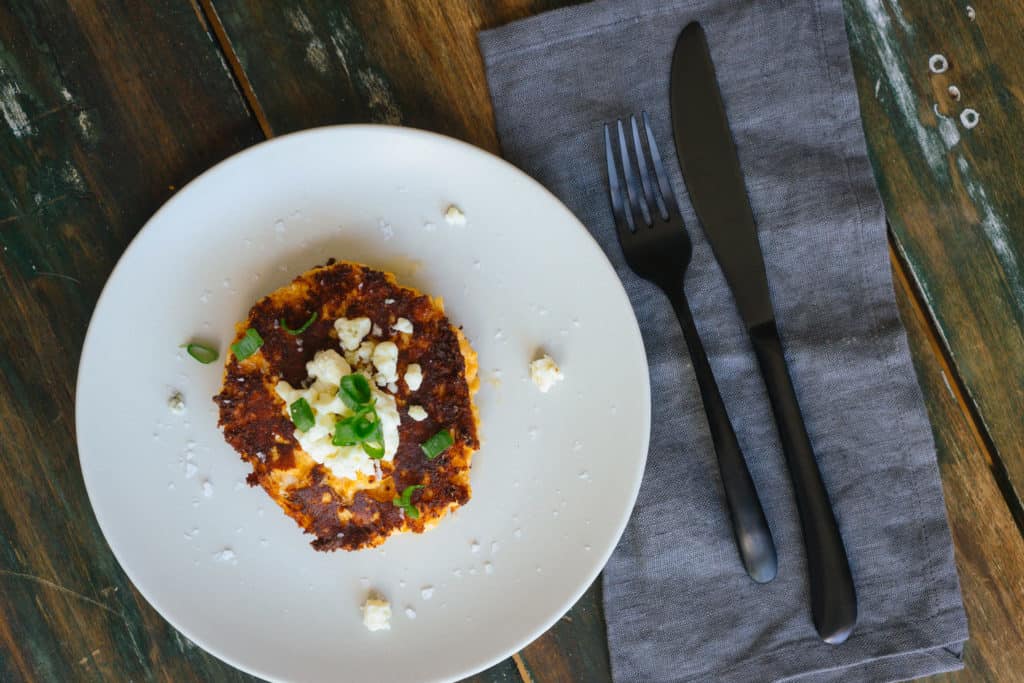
top-left (387, 381), bottom-right (398, 394)
top-left (213, 548), bottom-right (235, 563)
top-left (404, 607), bottom-right (417, 620)
top-left (362, 597), bottom-right (391, 631)
top-left (404, 363), bottom-right (423, 391)
top-left (420, 586), bottom-right (434, 600)
top-left (392, 317), bottom-right (414, 334)
top-left (184, 462), bottom-right (198, 479)
top-left (168, 392), bottom-right (186, 415)
top-left (202, 480), bottom-right (214, 497)
top-left (275, 331), bottom-right (402, 482)
top-left (444, 204), bottom-right (466, 226)
top-left (305, 349), bottom-right (350, 386)
top-left (372, 341), bottom-right (399, 383)
top-left (334, 317), bottom-right (371, 351)
top-left (372, 324), bottom-right (384, 337)
top-left (530, 354), bottom-right (564, 393)
top-left (408, 405), bottom-right (428, 422)
top-left (345, 340), bottom-right (376, 369)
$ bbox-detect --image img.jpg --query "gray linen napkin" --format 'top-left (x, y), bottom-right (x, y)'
top-left (479, 1), bottom-right (968, 681)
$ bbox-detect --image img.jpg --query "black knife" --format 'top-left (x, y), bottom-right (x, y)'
top-left (670, 22), bottom-right (857, 644)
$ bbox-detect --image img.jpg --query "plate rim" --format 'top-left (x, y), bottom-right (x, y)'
top-left (75, 123), bottom-right (651, 683)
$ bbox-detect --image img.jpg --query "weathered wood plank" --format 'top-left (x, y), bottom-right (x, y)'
top-left (844, 0), bottom-right (1024, 520)
top-left (205, 0), bottom-right (575, 144)
top-left (0, 1), bottom-right (263, 679)
top-left (891, 254), bottom-right (1024, 682)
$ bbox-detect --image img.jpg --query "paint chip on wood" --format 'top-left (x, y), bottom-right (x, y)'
top-left (928, 54), bottom-right (949, 74)
top-left (356, 68), bottom-right (401, 124)
top-left (1, 82), bottom-right (34, 138)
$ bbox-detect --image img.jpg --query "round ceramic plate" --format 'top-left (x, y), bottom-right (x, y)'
top-left (76, 125), bottom-right (650, 683)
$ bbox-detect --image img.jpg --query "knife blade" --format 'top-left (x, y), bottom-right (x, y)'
top-left (670, 21), bottom-right (857, 644)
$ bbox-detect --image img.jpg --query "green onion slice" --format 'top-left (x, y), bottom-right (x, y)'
top-left (392, 484), bottom-right (424, 518)
top-left (332, 406), bottom-right (384, 458)
top-left (362, 440), bottom-right (385, 460)
top-left (231, 328), bottom-right (264, 360)
top-left (339, 373), bottom-right (373, 410)
top-left (361, 419), bottom-right (385, 459)
top-left (181, 343), bottom-right (218, 364)
top-left (421, 429), bottom-right (454, 459)
top-left (289, 398), bottom-right (315, 432)
top-left (332, 419), bottom-right (361, 446)
top-left (281, 312), bottom-right (318, 336)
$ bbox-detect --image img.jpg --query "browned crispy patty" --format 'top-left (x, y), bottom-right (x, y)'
top-left (214, 260), bottom-right (479, 551)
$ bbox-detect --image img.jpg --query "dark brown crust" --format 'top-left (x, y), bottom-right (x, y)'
top-left (214, 260), bottom-right (479, 551)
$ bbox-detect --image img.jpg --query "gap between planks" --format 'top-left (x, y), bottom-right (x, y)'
top-left (188, 6), bottom-right (1024, 679)
top-left (193, 0), bottom-right (275, 138)
top-left (888, 235), bottom-right (1024, 538)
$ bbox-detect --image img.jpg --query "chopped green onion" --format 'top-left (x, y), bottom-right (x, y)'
top-left (392, 484), bottom-right (424, 519)
top-left (361, 419), bottom-right (385, 458)
top-left (281, 312), bottom-right (318, 335)
top-left (289, 398), bottom-right (315, 432)
top-left (421, 429), bottom-right (454, 460)
top-left (353, 414), bottom-right (378, 440)
top-left (231, 328), bottom-right (264, 360)
top-left (339, 373), bottom-right (372, 410)
top-left (332, 406), bottom-right (384, 458)
top-left (332, 419), bottom-right (361, 446)
top-left (362, 440), bottom-right (385, 460)
top-left (181, 343), bottom-right (218, 364)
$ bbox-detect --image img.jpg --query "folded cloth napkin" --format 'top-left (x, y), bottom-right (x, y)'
top-left (479, 1), bottom-right (968, 681)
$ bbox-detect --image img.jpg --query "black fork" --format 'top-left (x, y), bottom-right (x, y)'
top-left (605, 112), bottom-right (777, 583)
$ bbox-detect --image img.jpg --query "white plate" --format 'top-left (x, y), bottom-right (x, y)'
top-left (76, 125), bottom-right (650, 683)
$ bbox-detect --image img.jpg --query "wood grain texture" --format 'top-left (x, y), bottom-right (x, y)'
top-left (891, 254), bottom-right (1024, 682)
top-left (206, 0), bottom-right (575, 145)
top-left (0, 1), bottom-right (262, 679)
top-left (843, 0), bottom-right (1024, 521)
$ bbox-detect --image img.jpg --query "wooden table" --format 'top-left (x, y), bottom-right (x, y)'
top-left (1, 1), bottom-right (1021, 680)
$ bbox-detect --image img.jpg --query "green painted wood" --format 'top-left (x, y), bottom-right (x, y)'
top-left (205, 0), bottom-right (576, 145)
top-left (843, 0), bottom-right (1024, 519)
top-left (891, 261), bottom-right (1024, 682)
top-left (0, 1), bottom-right (263, 679)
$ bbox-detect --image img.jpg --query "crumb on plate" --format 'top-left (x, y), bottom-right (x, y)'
top-left (529, 354), bottom-right (564, 393)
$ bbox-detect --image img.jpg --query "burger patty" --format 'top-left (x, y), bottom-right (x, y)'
top-left (214, 260), bottom-right (480, 551)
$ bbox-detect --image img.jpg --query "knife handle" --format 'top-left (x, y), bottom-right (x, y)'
top-left (667, 289), bottom-right (778, 583)
top-left (749, 321), bottom-right (857, 643)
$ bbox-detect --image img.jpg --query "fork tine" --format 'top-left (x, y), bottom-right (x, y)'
top-left (616, 119), bottom-right (651, 229)
top-left (604, 124), bottom-right (633, 242)
top-left (630, 115), bottom-right (664, 221)
top-left (641, 111), bottom-right (681, 218)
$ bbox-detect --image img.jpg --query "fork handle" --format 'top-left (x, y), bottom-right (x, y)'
top-left (666, 288), bottom-right (778, 583)
top-left (749, 321), bottom-right (857, 643)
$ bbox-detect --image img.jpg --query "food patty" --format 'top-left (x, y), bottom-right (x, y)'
top-left (214, 260), bottom-right (480, 551)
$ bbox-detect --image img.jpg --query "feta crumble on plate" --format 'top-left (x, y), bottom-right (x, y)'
top-left (362, 595), bottom-right (392, 631)
top-left (529, 354), bottom-right (564, 392)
